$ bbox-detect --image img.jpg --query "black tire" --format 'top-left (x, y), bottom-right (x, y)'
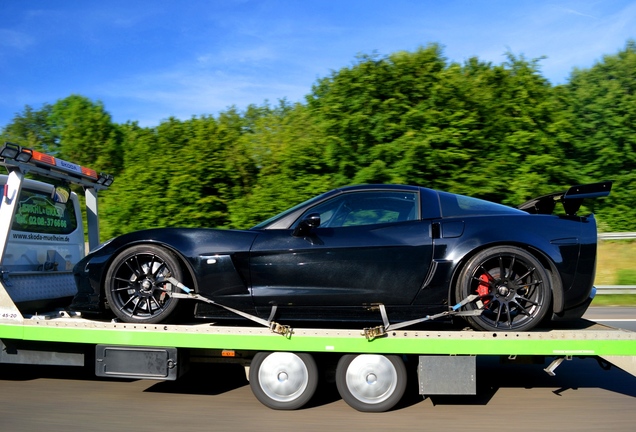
top-left (249, 352), bottom-right (318, 410)
top-left (335, 354), bottom-right (407, 412)
top-left (456, 246), bottom-right (552, 331)
top-left (104, 244), bottom-right (183, 324)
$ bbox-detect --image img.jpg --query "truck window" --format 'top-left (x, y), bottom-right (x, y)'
top-left (9, 188), bottom-right (78, 235)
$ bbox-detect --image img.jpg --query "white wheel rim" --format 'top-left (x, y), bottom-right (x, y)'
top-left (345, 355), bottom-right (398, 404)
top-left (258, 352), bottom-right (309, 403)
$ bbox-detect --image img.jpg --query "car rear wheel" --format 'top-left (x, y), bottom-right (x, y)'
top-left (336, 354), bottom-right (407, 412)
top-left (104, 244), bottom-right (182, 323)
top-left (456, 246), bottom-right (552, 331)
top-left (249, 352), bottom-right (318, 410)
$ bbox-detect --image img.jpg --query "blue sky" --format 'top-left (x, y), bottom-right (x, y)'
top-left (1, 1), bottom-right (635, 128)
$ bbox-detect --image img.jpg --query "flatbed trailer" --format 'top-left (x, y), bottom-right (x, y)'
top-left (1, 310), bottom-right (635, 412)
top-left (0, 142), bottom-right (635, 412)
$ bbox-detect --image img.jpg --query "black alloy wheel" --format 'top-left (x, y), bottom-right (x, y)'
top-left (456, 246), bottom-right (552, 331)
top-left (104, 244), bottom-right (183, 323)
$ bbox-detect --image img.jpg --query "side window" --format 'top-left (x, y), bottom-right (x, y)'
top-left (300, 191), bottom-right (418, 228)
top-left (438, 191), bottom-right (522, 217)
top-left (9, 188), bottom-right (78, 235)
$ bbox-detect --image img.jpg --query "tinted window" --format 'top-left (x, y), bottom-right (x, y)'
top-left (301, 191), bottom-right (418, 228)
top-left (10, 188), bottom-right (78, 234)
top-left (252, 190), bottom-right (335, 229)
top-left (439, 191), bottom-right (523, 217)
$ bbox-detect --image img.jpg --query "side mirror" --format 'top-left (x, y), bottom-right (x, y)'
top-left (52, 184), bottom-right (71, 204)
top-left (292, 213), bottom-right (321, 237)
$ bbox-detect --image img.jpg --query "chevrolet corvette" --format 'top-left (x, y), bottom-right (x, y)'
top-left (70, 182), bottom-right (611, 331)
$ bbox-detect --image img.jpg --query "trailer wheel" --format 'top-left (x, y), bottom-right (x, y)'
top-left (456, 246), bottom-right (552, 331)
top-left (336, 354), bottom-right (407, 412)
top-left (105, 244), bottom-right (182, 324)
top-left (249, 352), bottom-right (318, 410)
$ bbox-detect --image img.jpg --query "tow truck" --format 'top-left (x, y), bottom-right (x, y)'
top-left (0, 142), bottom-right (634, 412)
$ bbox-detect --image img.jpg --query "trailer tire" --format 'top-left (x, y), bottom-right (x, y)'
top-left (336, 354), bottom-right (407, 412)
top-left (105, 244), bottom-right (182, 323)
top-left (249, 352), bottom-right (318, 410)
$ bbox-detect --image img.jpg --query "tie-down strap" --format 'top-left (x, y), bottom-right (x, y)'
top-left (362, 294), bottom-right (483, 340)
top-left (163, 276), bottom-right (293, 337)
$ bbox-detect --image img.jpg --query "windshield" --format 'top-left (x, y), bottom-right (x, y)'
top-left (251, 190), bottom-right (338, 229)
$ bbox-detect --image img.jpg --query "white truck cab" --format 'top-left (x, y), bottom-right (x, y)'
top-left (0, 174), bottom-right (84, 310)
top-left (0, 142), bottom-right (112, 313)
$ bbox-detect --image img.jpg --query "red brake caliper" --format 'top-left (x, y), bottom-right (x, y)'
top-left (477, 274), bottom-right (491, 306)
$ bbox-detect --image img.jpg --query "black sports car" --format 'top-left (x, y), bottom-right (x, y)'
top-left (70, 182), bottom-right (611, 332)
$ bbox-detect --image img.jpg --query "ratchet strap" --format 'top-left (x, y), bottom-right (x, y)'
top-left (362, 294), bottom-right (483, 340)
top-left (163, 275), bottom-right (480, 340)
top-left (163, 276), bottom-right (293, 337)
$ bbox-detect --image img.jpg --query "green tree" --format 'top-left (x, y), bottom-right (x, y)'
top-left (4, 42), bottom-right (635, 234)
top-left (0, 104), bottom-right (56, 152)
top-left (49, 95), bottom-right (123, 174)
top-left (308, 45), bottom-right (447, 186)
top-left (100, 121), bottom-right (165, 237)
top-left (307, 45), bottom-right (577, 206)
top-left (459, 53), bottom-right (579, 204)
top-left (227, 101), bottom-right (333, 228)
top-left (564, 41), bottom-right (636, 230)
top-left (101, 110), bottom-right (259, 237)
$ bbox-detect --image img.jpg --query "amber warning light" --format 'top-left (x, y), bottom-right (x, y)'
top-left (27, 148), bottom-right (98, 180)
top-left (0, 142), bottom-right (113, 187)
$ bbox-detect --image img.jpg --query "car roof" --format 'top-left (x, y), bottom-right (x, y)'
top-left (337, 184), bottom-right (424, 193)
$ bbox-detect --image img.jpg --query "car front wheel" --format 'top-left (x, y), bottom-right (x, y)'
top-left (104, 244), bottom-right (183, 323)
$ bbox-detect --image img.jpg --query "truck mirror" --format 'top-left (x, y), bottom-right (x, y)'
top-left (53, 185), bottom-right (71, 204)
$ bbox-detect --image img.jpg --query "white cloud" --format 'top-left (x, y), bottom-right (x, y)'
top-left (441, 2), bottom-right (636, 84)
top-left (99, 66), bottom-right (310, 126)
top-left (0, 29), bottom-right (34, 50)
top-left (3, 1), bottom-right (635, 127)
top-left (198, 45), bottom-right (279, 66)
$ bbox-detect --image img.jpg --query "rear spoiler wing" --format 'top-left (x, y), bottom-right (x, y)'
top-left (517, 181), bottom-right (612, 216)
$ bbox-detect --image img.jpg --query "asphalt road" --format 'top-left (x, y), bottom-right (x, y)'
top-left (584, 306), bottom-right (636, 331)
top-left (1, 309), bottom-right (635, 432)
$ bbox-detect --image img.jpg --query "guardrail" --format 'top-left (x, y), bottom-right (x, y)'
top-left (597, 233), bottom-right (634, 294)
top-left (599, 232), bottom-right (636, 240)
top-left (596, 286), bottom-right (636, 295)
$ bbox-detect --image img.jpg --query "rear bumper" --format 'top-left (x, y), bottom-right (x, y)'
top-left (552, 286), bottom-right (596, 322)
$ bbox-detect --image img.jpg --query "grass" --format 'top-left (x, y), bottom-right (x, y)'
top-left (591, 240), bottom-right (636, 307)
top-left (591, 295), bottom-right (636, 306)
top-left (595, 240), bottom-right (636, 284)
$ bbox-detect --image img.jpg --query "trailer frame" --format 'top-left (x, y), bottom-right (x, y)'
top-left (0, 142), bottom-right (635, 412)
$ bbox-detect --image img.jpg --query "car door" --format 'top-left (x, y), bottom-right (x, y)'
top-left (249, 190), bottom-right (433, 308)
